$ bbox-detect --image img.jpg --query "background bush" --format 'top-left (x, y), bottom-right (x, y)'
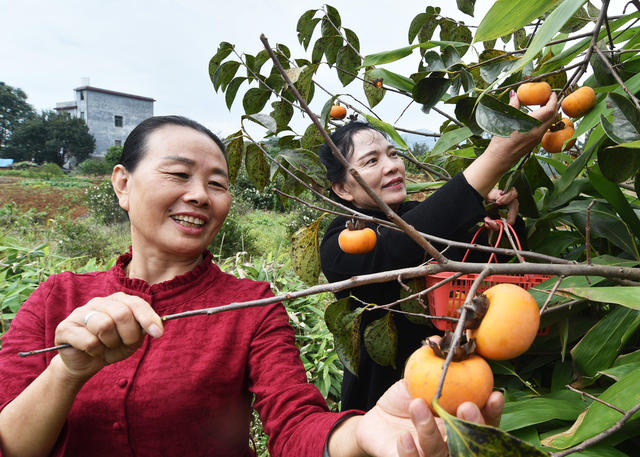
top-left (85, 179), bottom-right (128, 224)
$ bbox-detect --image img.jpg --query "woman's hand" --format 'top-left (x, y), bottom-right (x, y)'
top-left (328, 380), bottom-right (504, 457)
top-left (464, 90), bottom-right (558, 198)
top-left (484, 188), bottom-right (519, 230)
top-left (54, 292), bottom-right (164, 381)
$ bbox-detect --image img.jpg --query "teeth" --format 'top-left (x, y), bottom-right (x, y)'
top-left (172, 215), bottom-right (205, 226)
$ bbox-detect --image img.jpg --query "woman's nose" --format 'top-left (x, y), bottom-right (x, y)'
top-left (381, 155), bottom-right (399, 173)
top-left (184, 181), bottom-right (210, 206)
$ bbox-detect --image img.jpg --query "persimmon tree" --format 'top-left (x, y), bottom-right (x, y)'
top-left (208, 1), bottom-right (640, 455)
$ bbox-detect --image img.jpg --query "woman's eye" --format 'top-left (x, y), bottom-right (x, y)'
top-left (172, 172), bottom-right (189, 179)
top-left (209, 181), bottom-right (228, 190)
top-left (366, 158), bottom-right (377, 165)
top-left (390, 151), bottom-right (398, 157)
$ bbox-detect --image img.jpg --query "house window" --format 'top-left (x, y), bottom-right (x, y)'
top-left (114, 140), bottom-right (122, 146)
top-left (114, 115), bottom-right (123, 127)
top-left (80, 91), bottom-right (84, 100)
top-left (80, 111), bottom-right (85, 120)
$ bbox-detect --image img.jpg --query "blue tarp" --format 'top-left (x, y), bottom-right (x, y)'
top-left (0, 158), bottom-right (14, 168)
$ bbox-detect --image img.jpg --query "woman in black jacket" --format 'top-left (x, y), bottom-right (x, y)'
top-left (319, 91), bottom-right (557, 411)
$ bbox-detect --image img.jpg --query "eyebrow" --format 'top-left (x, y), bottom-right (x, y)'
top-left (161, 155), bottom-right (229, 178)
top-left (356, 145), bottom-right (396, 163)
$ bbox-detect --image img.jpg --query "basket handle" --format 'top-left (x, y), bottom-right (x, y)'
top-left (461, 219), bottom-right (522, 263)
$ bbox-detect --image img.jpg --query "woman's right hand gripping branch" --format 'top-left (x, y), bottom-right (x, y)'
top-left (55, 292), bottom-right (164, 381)
top-left (0, 293), bottom-right (163, 457)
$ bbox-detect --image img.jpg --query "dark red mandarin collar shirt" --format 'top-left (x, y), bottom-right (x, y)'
top-left (0, 251), bottom-right (355, 456)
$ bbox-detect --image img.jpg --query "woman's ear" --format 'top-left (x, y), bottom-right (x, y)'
top-left (331, 181), bottom-right (354, 203)
top-left (111, 164), bottom-right (131, 211)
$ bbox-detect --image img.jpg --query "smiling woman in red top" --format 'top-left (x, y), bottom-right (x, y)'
top-left (0, 115), bottom-right (500, 457)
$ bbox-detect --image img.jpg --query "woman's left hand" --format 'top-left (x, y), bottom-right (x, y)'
top-left (329, 380), bottom-right (504, 457)
top-left (484, 188), bottom-right (519, 230)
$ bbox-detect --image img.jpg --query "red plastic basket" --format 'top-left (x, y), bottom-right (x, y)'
top-left (426, 220), bottom-right (551, 331)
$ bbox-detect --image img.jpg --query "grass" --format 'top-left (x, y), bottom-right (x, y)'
top-left (240, 210), bottom-right (292, 257)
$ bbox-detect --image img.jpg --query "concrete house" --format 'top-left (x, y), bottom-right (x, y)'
top-left (55, 81), bottom-right (154, 157)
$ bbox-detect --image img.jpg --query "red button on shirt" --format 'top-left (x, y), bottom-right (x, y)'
top-left (112, 422), bottom-right (121, 431)
top-left (117, 378), bottom-right (128, 388)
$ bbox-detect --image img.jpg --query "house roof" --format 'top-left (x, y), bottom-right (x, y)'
top-left (74, 86), bottom-right (155, 102)
top-left (0, 158), bottom-right (15, 168)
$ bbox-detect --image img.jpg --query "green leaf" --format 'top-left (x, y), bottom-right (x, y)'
top-left (561, 287), bottom-right (640, 310)
top-left (588, 165), bottom-right (640, 250)
top-left (408, 12), bottom-right (429, 44)
top-left (399, 277), bottom-right (431, 325)
top-left (431, 127), bottom-right (473, 156)
top-left (344, 28), bottom-right (360, 52)
top-left (208, 42), bottom-right (234, 86)
top-left (432, 400), bottom-right (548, 456)
top-left (362, 45), bottom-right (417, 67)
top-left (542, 366), bottom-right (640, 449)
top-left (362, 115), bottom-right (409, 150)
top-left (224, 77), bottom-right (245, 110)
top-left (364, 313), bottom-right (398, 368)
top-left (500, 396), bottom-right (586, 432)
top-left (300, 123), bottom-right (325, 151)
top-left (423, 51), bottom-right (446, 72)
top-left (365, 68), bottom-right (414, 92)
top-left (290, 215), bottom-right (325, 285)
top-left (224, 130), bottom-right (244, 184)
top-left (439, 19), bottom-right (472, 57)
top-left (213, 60), bottom-right (241, 92)
top-left (597, 144), bottom-right (640, 184)
top-left (244, 142), bottom-right (270, 192)
top-left (363, 70), bottom-right (385, 108)
top-left (412, 76), bottom-right (450, 113)
top-left (601, 92), bottom-right (640, 144)
top-left (323, 36), bottom-right (343, 66)
top-left (475, 95), bottom-right (541, 137)
top-left (571, 306), bottom-right (640, 381)
top-left (512, 0), bottom-right (589, 73)
top-left (296, 9), bottom-right (319, 50)
top-left (474, 0), bottom-right (562, 42)
top-left (278, 148), bottom-right (329, 189)
top-left (336, 45), bottom-right (361, 86)
top-left (324, 297), bottom-right (363, 376)
top-left (454, 97), bottom-right (483, 135)
top-left (270, 101), bottom-right (294, 132)
top-left (243, 113), bottom-right (276, 133)
top-left (294, 64), bottom-right (318, 103)
top-left (242, 88), bottom-right (271, 115)
top-left (457, 0), bottom-right (475, 16)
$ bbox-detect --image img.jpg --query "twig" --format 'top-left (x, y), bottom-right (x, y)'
top-left (434, 269), bottom-right (490, 401)
top-left (550, 400), bottom-right (640, 457)
top-left (594, 46), bottom-right (640, 111)
top-left (18, 260), bottom-right (640, 357)
top-left (541, 299), bottom-right (586, 315)
top-left (396, 151), bottom-right (451, 181)
top-left (565, 385), bottom-right (626, 414)
top-left (260, 33), bottom-right (447, 263)
top-left (539, 275), bottom-right (565, 314)
top-left (562, 0), bottom-right (610, 95)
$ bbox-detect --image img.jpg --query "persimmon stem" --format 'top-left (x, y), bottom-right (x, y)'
top-left (433, 269), bottom-right (490, 402)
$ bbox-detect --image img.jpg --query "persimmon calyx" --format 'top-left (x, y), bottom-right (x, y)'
top-left (460, 294), bottom-right (489, 330)
top-left (427, 332), bottom-right (477, 362)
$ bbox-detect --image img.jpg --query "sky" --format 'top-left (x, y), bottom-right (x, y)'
top-left (2, 0), bottom-right (499, 140)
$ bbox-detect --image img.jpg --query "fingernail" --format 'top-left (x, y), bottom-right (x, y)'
top-left (499, 190), bottom-right (505, 195)
top-left (459, 405), bottom-right (480, 422)
top-left (401, 432), bottom-right (414, 451)
top-left (509, 90), bottom-right (516, 98)
top-left (147, 324), bottom-right (163, 338)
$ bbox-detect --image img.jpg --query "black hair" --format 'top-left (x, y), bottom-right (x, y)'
top-left (119, 115), bottom-right (226, 172)
top-left (318, 121), bottom-right (387, 184)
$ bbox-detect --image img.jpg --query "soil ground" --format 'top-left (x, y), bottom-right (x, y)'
top-left (0, 176), bottom-right (91, 219)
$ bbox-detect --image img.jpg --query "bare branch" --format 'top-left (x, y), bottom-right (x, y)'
top-left (594, 46), bottom-right (640, 111)
top-left (260, 34), bottom-right (447, 263)
top-left (539, 276), bottom-right (565, 314)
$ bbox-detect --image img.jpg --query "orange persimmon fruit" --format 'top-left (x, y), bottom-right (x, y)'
top-left (541, 118), bottom-right (576, 153)
top-left (517, 81), bottom-right (552, 106)
top-left (404, 342), bottom-right (494, 416)
top-left (338, 225), bottom-right (376, 254)
top-left (561, 86), bottom-right (596, 118)
top-left (469, 284), bottom-right (540, 361)
top-left (330, 105), bottom-right (347, 120)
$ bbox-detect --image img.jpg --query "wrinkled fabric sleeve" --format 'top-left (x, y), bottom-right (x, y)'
top-left (0, 275), bottom-right (70, 456)
top-left (246, 290), bottom-right (359, 457)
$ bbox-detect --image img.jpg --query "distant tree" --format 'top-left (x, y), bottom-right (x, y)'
top-left (104, 145), bottom-right (123, 168)
top-left (0, 82), bottom-right (36, 151)
top-left (7, 111), bottom-right (95, 166)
